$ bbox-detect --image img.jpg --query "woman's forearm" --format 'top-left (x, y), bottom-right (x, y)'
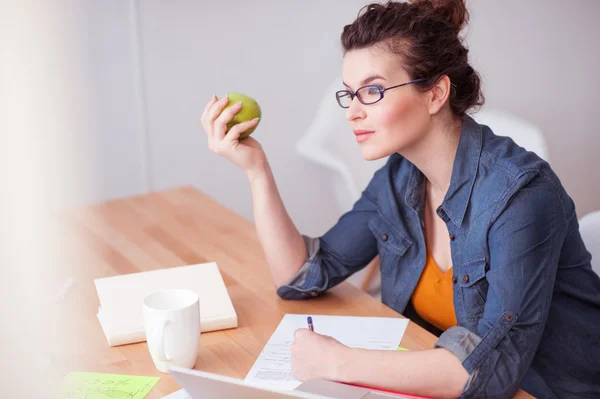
top-left (247, 161), bottom-right (308, 287)
top-left (334, 348), bottom-right (469, 399)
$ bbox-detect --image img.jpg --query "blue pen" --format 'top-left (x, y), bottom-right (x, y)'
top-left (307, 316), bottom-right (314, 332)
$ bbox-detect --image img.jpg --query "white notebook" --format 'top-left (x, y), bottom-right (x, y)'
top-left (95, 262), bottom-right (238, 347)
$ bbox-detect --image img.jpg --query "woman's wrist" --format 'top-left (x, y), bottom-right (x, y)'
top-left (328, 345), bottom-right (357, 383)
top-left (245, 156), bottom-right (271, 184)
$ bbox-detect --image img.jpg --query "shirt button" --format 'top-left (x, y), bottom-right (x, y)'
top-left (463, 275), bottom-right (470, 283)
top-left (381, 233), bottom-right (389, 242)
top-left (452, 276), bottom-right (458, 284)
top-left (449, 234), bottom-right (456, 241)
top-left (505, 314), bottom-right (514, 322)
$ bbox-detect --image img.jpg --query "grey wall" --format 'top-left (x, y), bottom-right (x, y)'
top-left (80, 0), bottom-right (599, 237)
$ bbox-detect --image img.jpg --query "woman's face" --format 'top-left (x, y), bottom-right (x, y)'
top-left (342, 46), bottom-right (431, 161)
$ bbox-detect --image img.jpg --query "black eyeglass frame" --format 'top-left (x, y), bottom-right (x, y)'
top-left (335, 78), bottom-right (427, 108)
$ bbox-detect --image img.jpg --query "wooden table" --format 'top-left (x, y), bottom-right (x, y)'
top-left (49, 186), bottom-right (532, 398)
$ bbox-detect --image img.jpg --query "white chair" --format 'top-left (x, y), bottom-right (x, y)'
top-left (579, 211), bottom-right (600, 276)
top-left (296, 75), bottom-right (552, 293)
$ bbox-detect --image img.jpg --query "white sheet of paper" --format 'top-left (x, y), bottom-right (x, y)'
top-left (244, 314), bottom-right (409, 391)
top-left (162, 388), bottom-right (190, 399)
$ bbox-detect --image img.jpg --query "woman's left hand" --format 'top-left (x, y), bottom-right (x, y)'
top-left (290, 328), bottom-right (350, 381)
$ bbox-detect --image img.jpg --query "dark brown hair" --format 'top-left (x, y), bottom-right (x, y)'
top-left (341, 0), bottom-right (484, 117)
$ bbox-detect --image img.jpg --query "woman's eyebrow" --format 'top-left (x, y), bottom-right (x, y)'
top-left (343, 74), bottom-right (386, 89)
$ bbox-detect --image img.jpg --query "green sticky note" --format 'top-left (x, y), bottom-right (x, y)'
top-left (58, 372), bottom-right (160, 399)
top-left (397, 346), bottom-right (409, 351)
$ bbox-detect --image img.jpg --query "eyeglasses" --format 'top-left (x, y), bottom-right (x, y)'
top-left (335, 78), bottom-right (426, 109)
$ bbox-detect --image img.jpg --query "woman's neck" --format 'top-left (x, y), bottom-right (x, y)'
top-left (401, 116), bottom-right (462, 196)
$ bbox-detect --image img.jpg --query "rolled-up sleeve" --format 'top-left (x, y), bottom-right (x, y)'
top-left (277, 235), bottom-right (330, 299)
top-left (436, 174), bottom-right (565, 398)
top-left (276, 163), bottom-right (388, 300)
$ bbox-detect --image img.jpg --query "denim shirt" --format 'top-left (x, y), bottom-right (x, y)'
top-left (277, 117), bottom-right (600, 398)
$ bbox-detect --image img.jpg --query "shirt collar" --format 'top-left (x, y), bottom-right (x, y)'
top-left (441, 116), bottom-right (482, 227)
top-left (403, 116), bottom-right (482, 227)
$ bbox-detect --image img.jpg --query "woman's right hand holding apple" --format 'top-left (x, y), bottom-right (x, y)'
top-left (201, 95), bottom-right (267, 178)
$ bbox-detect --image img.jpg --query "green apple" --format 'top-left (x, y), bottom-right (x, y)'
top-left (221, 92), bottom-right (261, 139)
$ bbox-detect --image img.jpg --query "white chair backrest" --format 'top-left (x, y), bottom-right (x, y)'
top-left (472, 109), bottom-right (550, 162)
top-left (296, 77), bottom-right (551, 212)
top-left (579, 211), bottom-right (600, 276)
top-left (296, 76), bottom-right (387, 211)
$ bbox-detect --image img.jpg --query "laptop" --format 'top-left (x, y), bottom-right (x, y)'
top-left (168, 366), bottom-right (421, 399)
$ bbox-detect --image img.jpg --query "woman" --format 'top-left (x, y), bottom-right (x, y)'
top-left (201, 1), bottom-right (600, 398)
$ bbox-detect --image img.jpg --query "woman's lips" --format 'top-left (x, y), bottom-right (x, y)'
top-left (354, 130), bottom-right (375, 143)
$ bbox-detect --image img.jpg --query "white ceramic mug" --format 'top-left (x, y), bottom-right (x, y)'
top-left (142, 289), bottom-right (200, 373)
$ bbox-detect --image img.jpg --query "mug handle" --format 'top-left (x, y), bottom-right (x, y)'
top-left (154, 319), bottom-right (173, 362)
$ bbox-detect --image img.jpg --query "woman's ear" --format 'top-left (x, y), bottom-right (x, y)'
top-left (427, 75), bottom-right (452, 115)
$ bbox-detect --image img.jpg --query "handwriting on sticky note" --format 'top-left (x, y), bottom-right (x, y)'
top-left (59, 372), bottom-right (160, 399)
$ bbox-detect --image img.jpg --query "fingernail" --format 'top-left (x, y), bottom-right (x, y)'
top-left (254, 117), bottom-right (260, 122)
top-left (237, 101), bottom-right (243, 107)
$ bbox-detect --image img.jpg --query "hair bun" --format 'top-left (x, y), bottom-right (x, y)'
top-left (412, 0), bottom-right (469, 34)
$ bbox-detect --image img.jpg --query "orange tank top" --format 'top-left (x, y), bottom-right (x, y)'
top-left (411, 252), bottom-right (458, 331)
